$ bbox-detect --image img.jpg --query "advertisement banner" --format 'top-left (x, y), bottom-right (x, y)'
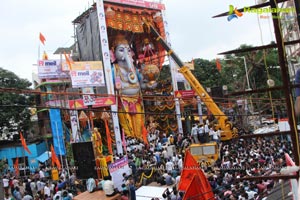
top-left (108, 156), bottom-right (131, 191)
top-left (82, 87), bottom-right (96, 106)
top-left (68, 96), bottom-right (116, 109)
top-left (38, 60), bottom-right (69, 79)
top-left (175, 90), bottom-right (195, 98)
top-left (104, 0), bottom-right (165, 10)
top-left (49, 109), bottom-right (66, 156)
top-left (69, 110), bottom-right (80, 143)
top-left (69, 61), bottom-right (105, 88)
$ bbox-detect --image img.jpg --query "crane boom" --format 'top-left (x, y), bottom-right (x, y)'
top-left (143, 22), bottom-right (237, 140)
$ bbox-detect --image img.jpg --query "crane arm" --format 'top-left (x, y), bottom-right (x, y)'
top-left (143, 22), bottom-right (237, 140)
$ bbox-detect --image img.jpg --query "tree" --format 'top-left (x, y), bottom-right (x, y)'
top-left (193, 58), bottom-right (223, 88)
top-left (221, 44), bottom-right (282, 115)
top-left (0, 68), bottom-right (34, 139)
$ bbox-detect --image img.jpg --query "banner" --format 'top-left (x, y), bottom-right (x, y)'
top-left (70, 110), bottom-right (80, 143)
top-left (69, 61), bottom-right (105, 88)
top-left (175, 90), bottom-right (195, 98)
top-left (49, 109), bottom-right (66, 155)
top-left (38, 60), bottom-right (68, 79)
top-left (104, 0), bottom-right (165, 10)
top-left (82, 87), bottom-right (96, 106)
top-left (108, 156), bottom-right (131, 191)
top-left (68, 97), bottom-right (115, 109)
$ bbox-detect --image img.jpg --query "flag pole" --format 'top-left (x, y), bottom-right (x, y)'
top-left (22, 143), bottom-right (26, 177)
top-left (38, 42), bottom-right (40, 61)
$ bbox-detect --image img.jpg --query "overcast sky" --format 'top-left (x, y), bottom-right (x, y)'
top-left (0, 0), bottom-right (276, 82)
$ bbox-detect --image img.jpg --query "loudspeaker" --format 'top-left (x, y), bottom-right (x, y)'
top-left (72, 141), bottom-right (97, 179)
top-left (211, 86), bottom-right (223, 98)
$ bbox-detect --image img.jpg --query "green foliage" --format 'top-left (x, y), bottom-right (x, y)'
top-left (157, 64), bottom-right (171, 82)
top-left (193, 58), bottom-right (222, 88)
top-left (65, 142), bottom-right (74, 166)
top-left (0, 159), bottom-right (8, 175)
top-left (0, 68), bottom-right (34, 136)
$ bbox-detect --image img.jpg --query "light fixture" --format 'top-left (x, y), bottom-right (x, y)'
top-left (106, 7), bottom-right (115, 18)
top-left (267, 79), bottom-right (275, 87)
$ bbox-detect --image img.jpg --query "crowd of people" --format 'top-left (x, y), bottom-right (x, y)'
top-left (2, 167), bottom-right (76, 200)
top-left (1, 121), bottom-right (294, 200)
top-left (118, 122), bottom-right (293, 199)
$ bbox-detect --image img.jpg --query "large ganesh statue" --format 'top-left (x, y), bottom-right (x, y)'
top-left (111, 35), bottom-right (159, 139)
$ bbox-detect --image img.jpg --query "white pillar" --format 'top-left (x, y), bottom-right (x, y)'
top-left (197, 96), bottom-right (203, 124)
top-left (161, 9), bottom-right (183, 134)
top-left (96, 0), bottom-right (122, 154)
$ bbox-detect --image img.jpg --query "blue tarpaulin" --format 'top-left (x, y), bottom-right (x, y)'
top-left (36, 151), bottom-right (51, 163)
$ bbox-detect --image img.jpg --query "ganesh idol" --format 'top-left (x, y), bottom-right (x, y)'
top-left (111, 35), bottom-right (144, 139)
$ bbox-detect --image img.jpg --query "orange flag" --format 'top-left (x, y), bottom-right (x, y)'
top-left (178, 150), bottom-right (214, 200)
top-left (20, 132), bottom-right (31, 154)
top-left (141, 120), bottom-right (149, 145)
top-left (14, 157), bottom-right (19, 176)
top-left (178, 150), bottom-right (199, 191)
top-left (39, 32), bottom-right (46, 45)
top-left (183, 175), bottom-right (204, 200)
top-left (51, 144), bottom-right (61, 169)
top-left (64, 51), bottom-right (74, 70)
top-left (216, 58), bottom-right (222, 72)
top-left (105, 120), bottom-right (113, 155)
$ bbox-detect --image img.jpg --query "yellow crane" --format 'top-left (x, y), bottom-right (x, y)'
top-left (143, 21), bottom-right (238, 141)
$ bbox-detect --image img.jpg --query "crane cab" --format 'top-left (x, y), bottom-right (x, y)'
top-left (189, 142), bottom-right (219, 167)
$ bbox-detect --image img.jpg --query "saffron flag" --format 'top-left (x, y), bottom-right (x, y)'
top-left (178, 150), bottom-right (200, 191)
top-left (64, 51), bottom-right (74, 70)
top-left (183, 175), bottom-right (204, 200)
top-left (216, 58), bottom-right (222, 72)
top-left (20, 132), bottom-right (31, 154)
top-left (39, 32), bottom-right (46, 45)
top-left (14, 157), bottom-right (19, 176)
top-left (105, 120), bottom-right (113, 155)
top-left (178, 150), bottom-right (214, 200)
top-left (141, 120), bottom-right (149, 145)
top-left (51, 144), bottom-right (61, 169)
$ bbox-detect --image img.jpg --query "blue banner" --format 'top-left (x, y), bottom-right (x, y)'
top-left (49, 109), bottom-right (66, 155)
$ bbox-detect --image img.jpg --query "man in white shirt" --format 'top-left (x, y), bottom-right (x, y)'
top-left (165, 159), bottom-right (174, 173)
top-left (191, 124), bottom-right (198, 143)
top-left (39, 169), bottom-right (45, 179)
top-left (212, 129), bottom-right (219, 142)
top-left (103, 176), bottom-right (117, 197)
top-left (36, 179), bottom-right (45, 193)
top-left (43, 182), bottom-right (51, 198)
top-left (177, 155), bottom-right (183, 171)
top-left (2, 175), bottom-right (10, 195)
top-left (162, 148), bottom-right (168, 160)
top-left (12, 177), bottom-right (19, 189)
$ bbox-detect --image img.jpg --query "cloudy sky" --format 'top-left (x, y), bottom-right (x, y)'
top-left (0, 0), bottom-right (275, 82)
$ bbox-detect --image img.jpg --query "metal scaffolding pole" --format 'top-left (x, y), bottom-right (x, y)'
top-left (270, 0), bottom-right (300, 167)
